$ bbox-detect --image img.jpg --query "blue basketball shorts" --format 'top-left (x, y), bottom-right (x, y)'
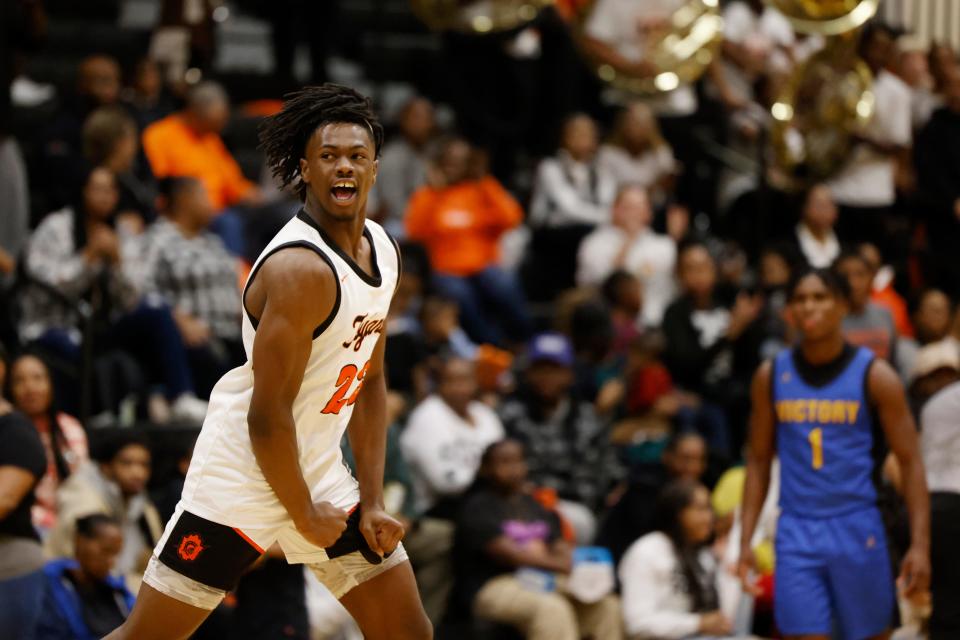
top-left (775, 507), bottom-right (896, 639)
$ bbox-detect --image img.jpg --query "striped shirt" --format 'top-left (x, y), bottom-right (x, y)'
top-left (139, 218), bottom-right (241, 340)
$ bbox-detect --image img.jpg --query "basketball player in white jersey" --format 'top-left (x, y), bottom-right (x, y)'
top-left (106, 85), bottom-right (431, 639)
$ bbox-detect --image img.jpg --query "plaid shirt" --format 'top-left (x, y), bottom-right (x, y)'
top-left (138, 218), bottom-right (241, 340)
top-left (19, 208), bottom-right (140, 343)
top-left (499, 394), bottom-right (624, 509)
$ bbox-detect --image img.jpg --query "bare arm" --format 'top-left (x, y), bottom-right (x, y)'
top-left (580, 35), bottom-right (655, 77)
top-left (349, 332), bottom-right (388, 513)
top-left (738, 361), bottom-right (775, 592)
top-left (0, 466), bottom-right (37, 520)
top-left (247, 249), bottom-right (347, 548)
top-left (869, 360), bottom-right (931, 597)
top-left (484, 536), bottom-right (572, 574)
top-left (348, 331), bottom-right (405, 556)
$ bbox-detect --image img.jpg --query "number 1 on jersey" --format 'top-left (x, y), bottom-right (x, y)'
top-left (808, 427), bottom-right (824, 470)
top-left (322, 361), bottom-right (371, 415)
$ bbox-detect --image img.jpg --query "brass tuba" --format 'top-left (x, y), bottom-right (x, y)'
top-left (767, 0), bottom-right (880, 188)
top-left (410, 0), bottom-right (554, 33)
top-left (575, 0), bottom-right (724, 95)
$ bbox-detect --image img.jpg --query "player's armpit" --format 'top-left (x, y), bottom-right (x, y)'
top-left (246, 249), bottom-right (338, 529)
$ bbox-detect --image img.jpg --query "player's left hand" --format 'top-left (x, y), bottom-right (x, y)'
top-left (360, 507), bottom-right (405, 557)
top-left (898, 545), bottom-right (931, 598)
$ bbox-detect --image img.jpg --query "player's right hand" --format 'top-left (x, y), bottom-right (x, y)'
top-left (698, 611), bottom-right (733, 636)
top-left (296, 501), bottom-right (348, 548)
top-left (736, 546), bottom-right (762, 596)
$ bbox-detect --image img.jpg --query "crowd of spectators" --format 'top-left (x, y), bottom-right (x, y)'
top-left (3, 0), bottom-right (960, 638)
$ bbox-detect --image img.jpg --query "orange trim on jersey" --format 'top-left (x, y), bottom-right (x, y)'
top-left (233, 527), bottom-right (265, 554)
top-left (347, 503), bottom-right (359, 516)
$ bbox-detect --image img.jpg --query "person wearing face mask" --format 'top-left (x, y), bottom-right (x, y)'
top-left (38, 514), bottom-right (135, 640)
top-left (527, 113), bottom-right (618, 302)
top-left (7, 353), bottom-right (89, 534)
top-left (620, 479), bottom-right (732, 639)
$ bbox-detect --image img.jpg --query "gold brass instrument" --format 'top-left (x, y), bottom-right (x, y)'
top-left (575, 0), bottom-right (724, 95)
top-left (766, 0), bottom-right (880, 188)
top-left (410, 0), bottom-right (554, 34)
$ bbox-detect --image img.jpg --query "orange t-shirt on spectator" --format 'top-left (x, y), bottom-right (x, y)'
top-left (405, 176), bottom-right (523, 277)
top-left (142, 114), bottom-right (254, 211)
top-left (871, 287), bottom-right (913, 338)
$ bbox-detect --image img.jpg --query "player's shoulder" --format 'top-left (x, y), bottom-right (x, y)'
top-left (754, 357), bottom-right (776, 385)
top-left (864, 354), bottom-right (902, 396)
top-left (258, 244), bottom-right (336, 283)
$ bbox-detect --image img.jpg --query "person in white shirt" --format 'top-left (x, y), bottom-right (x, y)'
top-left (528, 113), bottom-right (617, 300)
top-left (577, 185), bottom-right (677, 326)
top-left (914, 342), bottom-right (960, 638)
top-left (597, 102), bottom-right (678, 203)
top-left (581, 0), bottom-right (697, 118)
top-left (619, 479), bottom-right (732, 639)
top-left (400, 357), bottom-right (504, 518)
top-left (793, 184), bottom-right (840, 269)
top-left (720, 0), bottom-right (796, 89)
top-left (896, 38), bottom-right (941, 131)
top-left (827, 23), bottom-right (912, 252)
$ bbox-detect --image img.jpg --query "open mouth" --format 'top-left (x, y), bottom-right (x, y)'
top-left (331, 181), bottom-right (357, 202)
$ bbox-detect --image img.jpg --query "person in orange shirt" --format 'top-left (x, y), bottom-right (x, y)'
top-left (405, 138), bottom-right (532, 345)
top-left (860, 241), bottom-right (914, 338)
top-left (142, 82), bottom-right (262, 255)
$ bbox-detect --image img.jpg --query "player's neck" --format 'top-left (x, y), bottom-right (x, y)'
top-left (302, 200), bottom-right (367, 259)
top-left (799, 334), bottom-right (845, 366)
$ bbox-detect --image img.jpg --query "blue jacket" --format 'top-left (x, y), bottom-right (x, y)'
top-left (36, 558), bottom-right (135, 640)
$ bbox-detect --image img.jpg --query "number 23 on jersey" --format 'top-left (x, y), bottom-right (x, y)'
top-left (322, 361), bottom-right (371, 415)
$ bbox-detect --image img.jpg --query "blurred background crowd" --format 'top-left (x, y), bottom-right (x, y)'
top-left (2, 0), bottom-right (960, 638)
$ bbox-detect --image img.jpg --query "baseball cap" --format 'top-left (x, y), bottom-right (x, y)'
top-left (527, 332), bottom-right (574, 367)
top-left (910, 340), bottom-right (960, 383)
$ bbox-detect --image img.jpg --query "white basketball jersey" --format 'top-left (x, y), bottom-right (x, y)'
top-left (179, 211), bottom-right (399, 529)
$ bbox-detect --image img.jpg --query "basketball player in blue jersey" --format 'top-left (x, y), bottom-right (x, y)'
top-left (105, 85), bottom-right (431, 639)
top-left (738, 268), bottom-right (930, 639)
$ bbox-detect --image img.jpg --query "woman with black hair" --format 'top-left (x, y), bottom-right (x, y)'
top-left (19, 165), bottom-right (208, 423)
top-left (8, 353), bottom-right (89, 534)
top-left (619, 478), bottom-right (732, 639)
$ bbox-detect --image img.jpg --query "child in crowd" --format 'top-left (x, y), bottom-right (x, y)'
top-left (39, 514), bottom-right (134, 639)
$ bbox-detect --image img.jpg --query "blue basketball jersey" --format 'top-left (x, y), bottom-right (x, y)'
top-left (773, 346), bottom-right (882, 518)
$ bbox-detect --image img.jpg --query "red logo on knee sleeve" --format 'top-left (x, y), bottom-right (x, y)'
top-left (177, 533), bottom-right (205, 561)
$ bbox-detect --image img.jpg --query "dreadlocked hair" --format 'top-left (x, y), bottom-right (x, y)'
top-left (259, 84), bottom-right (384, 202)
